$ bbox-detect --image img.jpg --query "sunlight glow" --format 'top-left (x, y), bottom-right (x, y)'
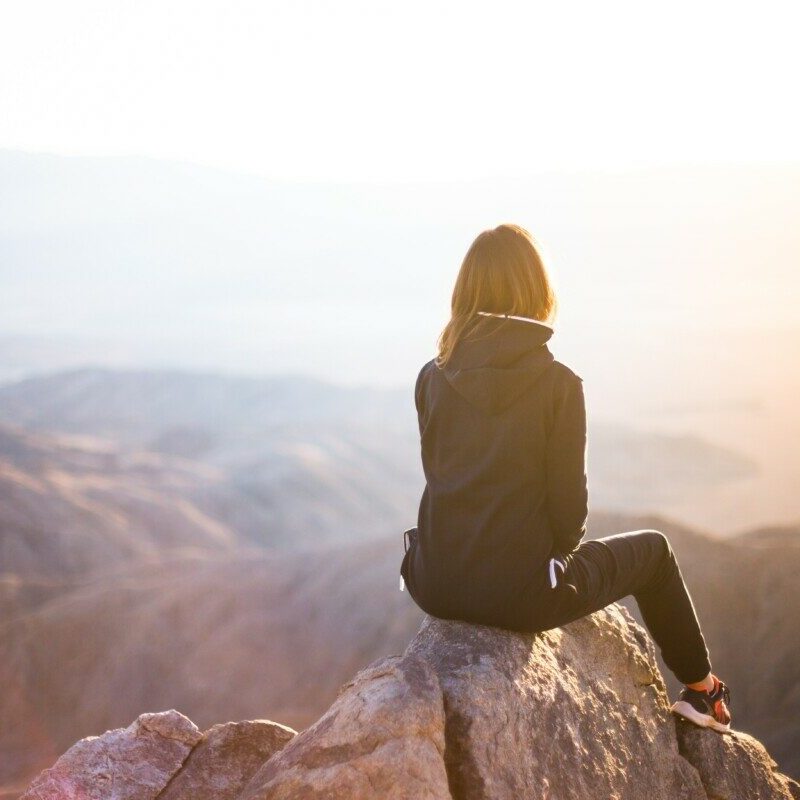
top-left (2, 0), bottom-right (799, 180)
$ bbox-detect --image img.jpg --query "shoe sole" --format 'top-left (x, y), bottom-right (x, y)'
top-left (670, 700), bottom-right (732, 734)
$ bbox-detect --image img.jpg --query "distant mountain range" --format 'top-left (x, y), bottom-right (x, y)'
top-left (0, 367), bottom-right (756, 578)
top-left (2, 149), bottom-right (798, 537)
top-left (0, 422), bottom-right (253, 585)
top-left (732, 523), bottom-right (800, 548)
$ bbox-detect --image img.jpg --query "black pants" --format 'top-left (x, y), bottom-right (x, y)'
top-left (403, 527), bottom-right (712, 685)
top-left (536, 529), bottom-right (712, 685)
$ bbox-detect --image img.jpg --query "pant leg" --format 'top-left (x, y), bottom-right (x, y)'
top-left (549, 529), bottom-right (712, 685)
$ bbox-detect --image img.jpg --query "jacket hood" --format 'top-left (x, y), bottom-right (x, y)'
top-left (443, 312), bottom-right (555, 414)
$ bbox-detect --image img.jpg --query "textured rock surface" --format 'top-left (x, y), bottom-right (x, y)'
top-left (676, 720), bottom-right (800, 800)
top-left (20, 710), bottom-right (203, 800)
top-left (407, 607), bottom-right (704, 800)
top-left (19, 605), bottom-right (800, 800)
top-left (239, 654), bottom-right (452, 800)
top-left (244, 604), bottom-right (798, 800)
top-left (19, 712), bottom-right (297, 800)
top-left (159, 720), bottom-right (297, 800)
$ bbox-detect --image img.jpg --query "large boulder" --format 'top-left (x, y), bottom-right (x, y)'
top-left (239, 652), bottom-right (452, 799)
top-left (239, 604), bottom-right (800, 800)
top-left (20, 604), bottom-right (800, 800)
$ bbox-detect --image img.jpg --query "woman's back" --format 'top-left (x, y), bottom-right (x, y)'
top-left (405, 311), bottom-right (588, 627)
top-left (401, 223), bottom-right (731, 732)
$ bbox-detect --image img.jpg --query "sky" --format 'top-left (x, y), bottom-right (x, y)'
top-left (2, 0), bottom-right (799, 181)
top-left (1, 0), bottom-right (798, 385)
top-left (1, 1), bottom-right (799, 534)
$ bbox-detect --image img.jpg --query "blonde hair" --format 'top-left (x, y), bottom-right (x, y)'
top-left (435, 224), bottom-right (558, 368)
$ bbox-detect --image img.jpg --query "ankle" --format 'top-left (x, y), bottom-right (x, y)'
top-left (686, 672), bottom-right (715, 693)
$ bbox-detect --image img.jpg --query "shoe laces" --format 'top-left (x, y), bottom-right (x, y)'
top-left (710, 676), bottom-right (731, 705)
top-left (708, 676), bottom-right (731, 723)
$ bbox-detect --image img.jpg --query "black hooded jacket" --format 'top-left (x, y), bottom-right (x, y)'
top-left (401, 312), bottom-right (588, 628)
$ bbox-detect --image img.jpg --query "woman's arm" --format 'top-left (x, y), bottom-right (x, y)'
top-left (414, 361), bottom-right (431, 436)
top-left (545, 372), bottom-right (588, 555)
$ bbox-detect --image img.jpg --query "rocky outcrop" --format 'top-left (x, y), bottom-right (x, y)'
top-left (20, 605), bottom-right (799, 800)
top-left (157, 719), bottom-right (296, 800)
top-left (20, 713), bottom-right (296, 800)
top-left (19, 711), bottom-right (204, 800)
top-left (5, 514), bottom-right (800, 787)
top-left (677, 724), bottom-right (800, 800)
top-left (239, 651), bottom-right (452, 799)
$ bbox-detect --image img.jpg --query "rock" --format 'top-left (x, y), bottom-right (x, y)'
top-left (244, 604), bottom-right (797, 800)
top-left (159, 720), bottom-right (297, 800)
top-left (20, 710), bottom-right (203, 800)
top-left (239, 654), bottom-right (452, 800)
top-left (19, 712), bottom-right (297, 800)
top-left (20, 604), bottom-right (799, 800)
top-left (405, 606), bottom-right (703, 800)
top-left (676, 720), bottom-right (800, 800)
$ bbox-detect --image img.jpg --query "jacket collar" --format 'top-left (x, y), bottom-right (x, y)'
top-left (476, 310), bottom-right (554, 331)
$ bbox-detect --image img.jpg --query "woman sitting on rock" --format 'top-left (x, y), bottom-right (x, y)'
top-left (399, 222), bottom-right (732, 733)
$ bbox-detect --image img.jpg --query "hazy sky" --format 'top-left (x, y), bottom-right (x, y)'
top-left (2, 3), bottom-right (799, 534)
top-left (1, 1), bottom-right (798, 393)
top-left (2, 0), bottom-right (799, 180)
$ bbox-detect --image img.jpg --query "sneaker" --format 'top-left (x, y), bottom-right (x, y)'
top-left (670, 674), bottom-right (732, 733)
